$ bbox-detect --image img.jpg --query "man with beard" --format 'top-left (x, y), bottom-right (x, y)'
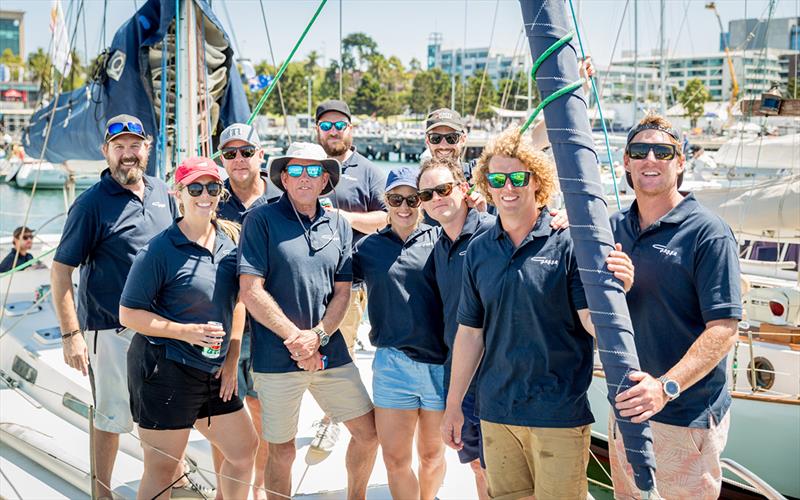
top-left (310, 99), bottom-right (387, 454)
top-left (51, 115), bottom-right (179, 499)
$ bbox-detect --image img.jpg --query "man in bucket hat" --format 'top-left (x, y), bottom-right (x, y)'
top-left (239, 142), bottom-right (378, 499)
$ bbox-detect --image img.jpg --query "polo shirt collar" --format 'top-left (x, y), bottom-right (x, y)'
top-left (628, 193), bottom-right (699, 234)
top-left (165, 220), bottom-right (227, 255)
top-left (492, 207), bottom-right (553, 243)
top-left (223, 176), bottom-right (268, 207)
top-left (379, 224), bottom-right (431, 246)
top-left (99, 168), bottom-right (153, 197)
top-left (460, 208), bottom-right (483, 239)
top-left (341, 146), bottom-right (359, 170)
top-left (276, 193), bottom-right (327, 223)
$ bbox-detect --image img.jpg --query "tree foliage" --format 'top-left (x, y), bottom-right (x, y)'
top-left (678, 78), bottom-right (710, 127)
top-left (786, 77), bottom-right (798, 100)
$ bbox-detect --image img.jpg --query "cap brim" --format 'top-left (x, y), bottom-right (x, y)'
top-left (176, 169), bottom-right (222, 186)
top-left (269, 157), bottom-right (340, 195)
top-left (385, 180), bottom-right (418, 192)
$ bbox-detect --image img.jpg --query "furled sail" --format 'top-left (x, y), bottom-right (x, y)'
top-left (519, 0), bottom-right (657, 493)
top-left (23, 0), bottom-right (250, 175)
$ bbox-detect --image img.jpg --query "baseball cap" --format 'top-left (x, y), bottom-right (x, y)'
top-left (385, 166), bottom-right (420, 192)
top-left (315, 100), bottom-right (352, 122)
top-left (219, 123), bottom-right (261, 149)
top-left (174, 156), bottom-right (222, 186)
top-left (425, 108), bottom-right (465, 133)
top-left (105, 114), bottom-right (146, 143)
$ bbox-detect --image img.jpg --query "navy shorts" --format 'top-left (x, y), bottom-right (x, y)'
top-left (236, 330), bottom-right (258, 399)
top-left (458, 392), bottom-right (485, 468)
top-left (128, 334), bottom-right (243, 430)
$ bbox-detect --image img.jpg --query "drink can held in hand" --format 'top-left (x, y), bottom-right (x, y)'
top-left (319, 355), bottom-right (328, 370)
top-left (203, 321), bottom-right (223, 359)
top-left (319, 197), bottom-right (333, 209)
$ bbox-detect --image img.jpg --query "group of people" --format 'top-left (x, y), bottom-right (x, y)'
top-left (49, 95), bottom-right (741, 500)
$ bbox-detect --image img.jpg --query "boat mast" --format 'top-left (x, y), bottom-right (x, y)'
top-left (176, 0), bottom-right (199, 160)
top-left (632, 0), bottom-right (638, 123)
top-left (659, 0), bottom-right (666, 114)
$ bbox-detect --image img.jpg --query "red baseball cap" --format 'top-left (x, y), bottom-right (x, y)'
top-left (174, 156), bottom-right (222, 186)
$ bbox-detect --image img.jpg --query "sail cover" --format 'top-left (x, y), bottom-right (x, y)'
top-left (23, 0), bottom-right (250, 175)
top-left (519, 0), bottom-right (657, 492)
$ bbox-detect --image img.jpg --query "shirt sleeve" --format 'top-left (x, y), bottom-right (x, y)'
top-left (695, 234), bottom-right (743, 323)
top-left (238, 210), bottom-right (270, 277)
top-left (334, 219), bottom-right (353, 282)
top-left (169, 194), bottom-right (180, 219)
top-left (351, 238), bottom-right (365, 283)
top-left (0, 250), bottom-right (15, 273)
top-left (53, 199), bottom-right (99, 267)
top-left (456, 248), bottom-right (485, 328)
top-left (366, 166), bottom-right (387, 212)
top-left (119, 244), bottom-right (166, 310)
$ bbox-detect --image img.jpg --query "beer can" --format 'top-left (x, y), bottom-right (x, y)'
top-left (319, 197), bottom-right (333, 209)
top-left (319, 355), bottom-right (328, 370)
top-left (202, 321), bottom-right (223, 359)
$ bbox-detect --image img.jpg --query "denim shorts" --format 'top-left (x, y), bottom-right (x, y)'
top-left (372, 347), bottom-right (445, 411)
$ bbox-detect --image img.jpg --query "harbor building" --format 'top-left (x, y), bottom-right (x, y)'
top-left (0, 10), bottom-right (24, 57)
top-left (426, 32), bottom-right (526, 85)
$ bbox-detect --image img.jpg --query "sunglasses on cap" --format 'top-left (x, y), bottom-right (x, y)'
top-left (221, 145), bottom-right (257, 160)
top-left (386, 193), bottom-right (421, 208)
top-left (417, 182), bottom-right (456, 202)
top-left (626, 143), bottom-right (678, 161)
top-left (318, 121), bottom-right (349, 132)
top-left (107, 121), bottom-right (144, 139)
top-left (286, 164), bottom-right (324, 178)
top-left (486, 171), bottom-right (532, 189)
top-left (427, 132), bottom-right (461, 145)
top-left (185, 182), bottom-right (223, 197)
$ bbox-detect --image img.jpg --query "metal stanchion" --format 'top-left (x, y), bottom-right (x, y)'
top-left (89, 405), bottom-right (98, 500)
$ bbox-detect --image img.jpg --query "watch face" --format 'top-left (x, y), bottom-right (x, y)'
top-left (320, 335), bottom-right (329, 347)
top-left (664, 380), bottom-right (680, 397)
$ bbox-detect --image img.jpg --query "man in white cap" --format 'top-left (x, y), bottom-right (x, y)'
top-left (239, 142), bottom-right (378, 499)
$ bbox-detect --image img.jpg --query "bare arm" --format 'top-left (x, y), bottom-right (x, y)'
top-left (317, 281), bottom-right (351, 335)
top-left (240, 274), bottom-right (301, 340)
top-left (578, 309), bottom-right (595, 338)
top-left (51, 261), bottom-right (89, 375)
top-left (218, 299), bottom-right (246, 401)
top-left (615, 318), bottom-right (739, 423)
top-left (118, 306), bottom-right (225, 346)
top-left (336, 209), bottom-right (387, 235)
top-left (441, 325), bottom-right (485, 450)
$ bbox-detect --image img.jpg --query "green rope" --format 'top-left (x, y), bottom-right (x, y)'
top-left (212, 0), bottom-right (328, 160)
top-left (530, 31), bottom-right (574, 81)
top-left (520, 79), bottom-right (583, 134)
top-left (0, 247), bottom-right (56, 278)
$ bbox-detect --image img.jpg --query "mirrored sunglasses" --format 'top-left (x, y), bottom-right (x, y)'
top-left (318, 121), bottom-right (348, 132)
top-left (626, 143), bottom-right (678, 161)
top-left (221, 145), bottom-right (257, 160)
top-left (106, 121), bottom-right (144, 139)
top-left (486, 171), bottom-right (531, 189)
top-left (286, 164), bottom-right (324, 178)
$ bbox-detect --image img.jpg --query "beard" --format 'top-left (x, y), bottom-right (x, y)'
top-left (320, 135), bottom-right (352, 157)
top-left (109, 156), bottom-right (146, 185)
top-left (432, 147), bottom-right (459, 160)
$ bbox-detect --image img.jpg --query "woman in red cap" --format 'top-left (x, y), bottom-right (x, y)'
top-left (120, 156), bottom-right (257, 499)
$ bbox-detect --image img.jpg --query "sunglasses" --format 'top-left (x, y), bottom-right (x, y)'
top-left (386, 193), bottom-right (421, 208)
top-left (626, 143), bottom-right (678, 161)
top-left (221, 145), bottom-right (257, 160)
top-left (418, 182), bottom-right (455, 202)
top-left (286, 164), bottom-right (324, 178)
top-left (486, 171), bottom-right (532, 189)
top-left (21, 234), bottom-right (34, 240)
top-left (427, 132), bottom-right (461, 145)
top-left (318, 121), bottom-right (349, 132)
top-left (185, 182), bottom-right (223, 197)
top-left (106, 121), bottom-right (144, 139)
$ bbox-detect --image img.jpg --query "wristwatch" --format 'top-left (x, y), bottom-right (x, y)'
top-left (312, 327), bottom-right (330, 347)
top-left (658, 376), bottom-right (681, 401)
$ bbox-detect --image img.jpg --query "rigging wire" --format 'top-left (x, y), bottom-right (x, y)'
top-left (258, 0), bottom-right (293, 144)
top-left (472, 0), bottom-right (501, 119)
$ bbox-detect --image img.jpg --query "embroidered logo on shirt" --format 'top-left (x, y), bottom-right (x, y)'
top-left (652, 244), bottom-right (678, 257)
top-left (531, 256), bottom-right (559, 266)
top-left (151, 201), bottom-right (167, 208)
top-left (458, 250), bottom-right (467, 256)
top-left (341, 174), bottom-right (358, 181)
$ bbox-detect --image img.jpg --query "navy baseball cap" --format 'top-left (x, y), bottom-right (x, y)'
top-left (385, 166), bottom-right (420, 191)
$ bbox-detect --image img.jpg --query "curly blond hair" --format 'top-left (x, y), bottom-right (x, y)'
top-left (475, 126), bottom-right (557, 207)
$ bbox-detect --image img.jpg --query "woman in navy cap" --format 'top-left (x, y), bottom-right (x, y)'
top-left (352, 166), bottom-right (447, 500)
top-left (120, 157), bottom-right (257, 499)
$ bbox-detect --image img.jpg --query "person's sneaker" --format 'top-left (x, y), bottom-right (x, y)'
top-left (305, 419), bottom-right (341, 465)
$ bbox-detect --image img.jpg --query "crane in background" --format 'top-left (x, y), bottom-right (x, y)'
top-left (706, 2), bottom-right (739, 125)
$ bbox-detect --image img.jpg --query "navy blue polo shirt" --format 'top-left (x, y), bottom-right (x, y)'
top-left (239, 194), bottom-right (354, 373)
top-left (216, 175), bottom-right (281, 224)
top-left (54, 169), bottom-right (177, 330)
top-left (0, 250), bottom-right (33, 273)
top-left (434, 209), bottom-right (496, 390)
top-left (457, 210), bottom-right (594, 428)
top-left (120, 222), bottom-right (239, 373)
top-left (610, 194), bottom-right (742, 428)
top-left (328, 148), bottom-right (387, 243)
top-left (353, 224), bottom-right (447, 364)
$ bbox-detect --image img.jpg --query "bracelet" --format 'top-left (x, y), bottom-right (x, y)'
top-left (61, 329), bottom-right (82, 340)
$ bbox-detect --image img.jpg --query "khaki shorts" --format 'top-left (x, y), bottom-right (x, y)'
top-left (481, 420), bottom-right (590, 500)
top-left (339, 287), bottom-right (367, 356)
top-left (87, 328), bottom-right (135, 433)
top-left (252, 362), bottom-right (373, 443)
top-left (609, 411), bottom-right (730, 500)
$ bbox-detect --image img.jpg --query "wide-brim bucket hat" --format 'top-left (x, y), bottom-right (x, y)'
top-left (268, 142), bottom-right (341, 196)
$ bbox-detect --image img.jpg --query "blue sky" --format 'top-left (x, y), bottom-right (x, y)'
top-left (5, 1), bottom-right (799, 70)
